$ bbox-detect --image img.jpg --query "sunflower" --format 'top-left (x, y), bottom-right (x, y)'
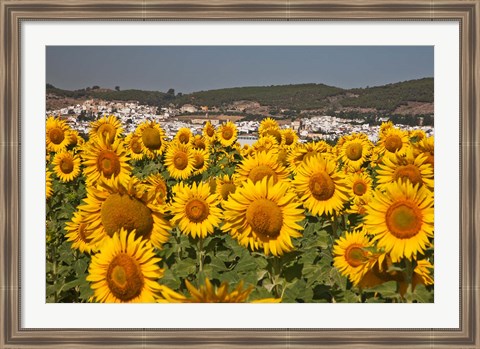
top-left (413, 259), bottom-right (434, 286)
top-left (357, 253), bottom-right (404, 290)
top-left (377, 127), bottom-right (411, 159)
top-left (376, 150), bottom-right (434, 191)
top-left (202, 121), bottom-right (216, 141)
top-left (241, 144), bottom-right (256, 158)
top-left (345, 170), bottom-right (373, 206)
top-left (142, 173), bottom-right (168, 205)
top-left (135, 121), bottom-right (167, 159)
top-left (252, 135), bottom-right (279, 155)
top-left (338, 133), bottom-right (373, 169)
top-left (332, 228), bottom-right (376, 285)
top-left (398, 257), bottom-right (435, 296)
top-left (164, 142), bottom-right (195, 180)
top-left (68, 130), bottom-right (85, 150)
top-left (190, 134), bottom-right (209, 151)
top-left (293, 154), bottom-right (349, 216)
top-left (46, 169), bottom-right (53, 199)
top-left (160, 278), bottom-right (279, 303)
top-left (261, 128), bottom-right (284, 146)
top-left (78, 177), bottom-right (171, 249)
top-left (235, 150), bottom-right (289, 185)
top-left (170, 181), bottom-right (222, 239)
top-left (216, 174), bottom-right (237, 202)
top-left (409, 129), bottom-right (427, 142)
top-left (286, 141), bottom-right (332, 174)
top-left (87, 228), bottom-right (164, 303)
top-left (379, 121), bottom-right (395, 135)
top-left (46, 116), bottom-right (72, 153)
top-left (81, 136), bottom-right (131, 187)
top-left (124, 132), bottom-right (145, 161)
top-left (413, 136), bottom-right (434, 167)
top-left (223, 177), bottom-right (305, 256)
top-left (191, 148), bottom-right (210, 175)
top-left (281, 128), bottom-right (299, 148)
top-left (364, 180), bottom-right (434, 262)
top-left (52, 151), bottom-right (81, 182)
top-left (89, 115), bottom-right (123, 144)
top-left (258, 117), bottom-right (279, 134)
top-left (175, 127), bottom-right (193, 145)
top-left (65, 210), bottom-right (97, 254)
top-left (217, 121), bottom-right (237, 147)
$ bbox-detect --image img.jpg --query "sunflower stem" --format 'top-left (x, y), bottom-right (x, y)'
top-left (267, 256), bottom-right (282, 299)
top-left (405, 258), bottom-right (414, 299)
top-left (331, 214), bottom-right (339, 238)
top-left (197, 238), bottom-right (204, 273)
top-left (175, 228), bottom-right (182, 260)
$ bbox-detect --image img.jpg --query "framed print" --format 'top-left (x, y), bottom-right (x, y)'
top-left (1, 0), bottom-right (479, 348)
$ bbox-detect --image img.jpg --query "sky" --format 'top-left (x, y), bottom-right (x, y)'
top-left (46, 46), bottom-right (433, 93)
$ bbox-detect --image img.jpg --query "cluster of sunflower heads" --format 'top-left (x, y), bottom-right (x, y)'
top-left (46, 115), bottom-right (434, 303)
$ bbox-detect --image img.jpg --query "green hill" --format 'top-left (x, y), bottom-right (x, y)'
top-left (340, 78), bottom-right (433, 112)
top-left (175, 83), bottom-right (344, 110)
top-left (46, 77), bottom-right (433, 114)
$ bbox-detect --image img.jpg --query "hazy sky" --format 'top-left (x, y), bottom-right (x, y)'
top-left (46, 46), bottom-right (433, 93)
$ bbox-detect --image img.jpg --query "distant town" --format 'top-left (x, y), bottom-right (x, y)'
top-left (46, 98), bottom-right (434, 145)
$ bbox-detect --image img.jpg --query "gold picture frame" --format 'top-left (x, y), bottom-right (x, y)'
top-left (1, 0), bottom-right (479, 347)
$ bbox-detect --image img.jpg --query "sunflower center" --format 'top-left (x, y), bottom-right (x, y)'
top-left (248, 165), bottom-right (278, 184)
top-left (142, 127), bottom-right (162, 150)
top-left (385, 201), bottom-right (423, 239)
top-left (394, 164), bottom-right (423, 186)
top-left (222, 127), bottom-right (234, 140)
top-left (107, 253), bottom-right (144, 301)
top-left (284, 133), bottom-right (294, 146)
top-left (178, 133), bottom-right (190, 144)
top-left (266, 129), bottom-right (282, 144)
top-left (309, 172), bottom-right (335, 201)
top-left (193, 154), bottom-right (205, 170)
top-left (130, 137), bottom-right (143, 154)
top-left (96, 150), bottom-right (121, 177)
top-left (193, 139), bottom-right (206, 150)
top-left (345, 143), bottom-right (363, 161)
top-left (60, 157), bottom-right (74, 174)
top-left (49, 127), bottom-right (65, 144)
top-left (206, 126), bottom-right (215, 137)
top-left (345, 245), bottom-right (369, 267)
top-left (154, 182), bottom-right (167, 202)
top-left (220, 182), bottom-right (236, 200)
top-left (384, 135), bottom-right (403, 153)
top-left (98, 123), bottom-right (116, 142)
top-left (352, 180), bottom-right (367, 196)
top-left (101, 193), bottom-right (154, 239)
top-left (246, 199), bottom-right (283, 239)
top-left (70, 133), bottom-right (78, 146)
top-left (185, 199), bottom-right (210, 223)
top-left (173, 151), bottom-right (189, 170)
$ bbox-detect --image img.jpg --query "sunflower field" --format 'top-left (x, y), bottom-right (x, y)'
top-left (46, 115), bottom-right (434, 303)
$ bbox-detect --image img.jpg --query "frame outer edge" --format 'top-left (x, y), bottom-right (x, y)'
top-left (0, 0), bottom-right (478, 348)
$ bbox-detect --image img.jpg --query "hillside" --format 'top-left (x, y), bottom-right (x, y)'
top-left (46, 78), bottom-right (433, 116)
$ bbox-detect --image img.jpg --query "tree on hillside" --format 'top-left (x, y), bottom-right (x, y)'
top-left (166, 88), bottom-right (175, 100)
top-left (115, 86), bottom-right (120, 91)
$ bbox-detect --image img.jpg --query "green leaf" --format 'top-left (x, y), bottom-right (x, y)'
top-left (172, 259), bottom-right (197, 278)
top-left (366, 281), bottom-right (399, 299)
